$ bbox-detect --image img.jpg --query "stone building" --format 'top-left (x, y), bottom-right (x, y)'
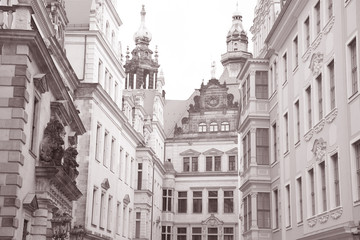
top-left (238, 0), bottom-right (360, 239)
top-left (0, 0), bottom-right (86, 239)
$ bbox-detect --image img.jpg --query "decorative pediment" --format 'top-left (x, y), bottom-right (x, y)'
top-left (123, 194), bottom-right (130, 205)
top-left (34, 74), bottom-right (48, 94)
top-left (225, 147), bottom-right (238, 155)
top-left (201, 214), bottom-right (224, 226)
top-left (179, 149), bottom-right (201, 157)
top-left (51, 101), bottom-right (71, 126)
top-left (101, 178), bottom-right (110, 190)
top-left (312, 138), bottom-right (327, 162)
top-left (203, 148), bottom-right (224, 156)
top-left (309, 52), bottom-right (323, 76)
top-left (23, 193), bottom-right (39, 212)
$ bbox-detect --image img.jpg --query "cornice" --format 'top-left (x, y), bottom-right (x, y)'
top-left (105, 0), bottom-right (122, 27)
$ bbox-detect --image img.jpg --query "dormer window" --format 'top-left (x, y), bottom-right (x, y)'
top-left (221, 122), bottom-right (230, 131)
top-left (209, 122), bottom-right (218, 132)
top-left (198, 123), bottom-right (207, 132)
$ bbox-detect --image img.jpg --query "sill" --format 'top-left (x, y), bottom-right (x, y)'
top-left (285, 225), bottom-right (292, 231)
top-left (348, 91), bottom-right (359, 104)
top-left (354, 199), bottom-right (360, 206)
top-left (99, 227), bottom-right (104, 230)
top-left (270, 160), bottom-right (279, 168)
top-left (345, 0), bottom-right (352, 7)
top-left (95, 158), bottom-right (100, 163)
top-left (107, 229), bottom-right (111, 233)
top-left (282, 80), bottom-right (288, 88)
top-left (269, 90), bottom-right (278, 101)
top-left (91, 224), bottom-right (97, 227)
top-left (297, 221), bottom-right (303, 227)
top-left (293, 65), bottom-right (299, 74)
top-left (283, 150), bottom-right (290, 157)
top-left (294, 140), bottom-right (300, 148)
top-left (272, 228), bottom-right (280, 233)
top-left (28, 149), bottom-right (37, 160)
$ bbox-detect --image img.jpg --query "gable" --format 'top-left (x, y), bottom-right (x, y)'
top-left (179, 149), bottom-right (201, 156)
top-left (203, 148), bottom-right (224, 156)
top-left (225, 147), bottom-right (238, 155)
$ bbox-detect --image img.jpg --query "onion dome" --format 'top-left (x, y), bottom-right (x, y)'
top-left (227, 4), bottom-right (246, 42)
top-left (133, 5), bottom-right (152, 45)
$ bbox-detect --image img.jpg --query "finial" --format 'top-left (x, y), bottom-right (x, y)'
top-left (211, 61), bottom-right (216, 79)
top-left (141, 5), bottom-right (146, 22)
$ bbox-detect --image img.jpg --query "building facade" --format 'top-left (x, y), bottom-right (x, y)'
top-left (238, 0), bottom-right (360, 239)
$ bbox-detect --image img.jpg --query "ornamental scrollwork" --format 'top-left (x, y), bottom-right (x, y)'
top-left (318, 214), bottom-right (329, 224)
top-left (312, 138), bottom-right (327, 162)
top-left (40, 119), bottom-right (65, 165)
top-left (308, 218), bottom-right (317, 227)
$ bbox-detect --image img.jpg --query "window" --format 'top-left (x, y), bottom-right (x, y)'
top-left (305, 17), bottom-right (310, 48)
top-left (327, 0), bottom-right (333, 19)
top-left (162, 226), bottom-right (171, 240)
top-left (91, 187), bottom-right (98, 225)
top-left (100, 191), bottom-right (106, 228)
top-left (294, 101), bottom-right (300, 143)
top-left (317, 74), bottom-right (323, 120)
top-left (320, 161), bottom-right (327, 211)
top-left (103, 131), bottom-right (109, 166)
top-left (328, 60), bottom-right (336, 110)
top-left (135, 212), bottom-right (141, 238)
top-left (349, 38), bottom-right (358, 95)
top-left (206, 156), bottom-right (221, 171)
top-left (209, 122), bottom-right (218, 132)
top-left (104, 69), bottom-right (109, 92)
top-left (255, 71), bottom-right (268, 99)
top-left (306, 86), bottom-right (312, 130)
top-left (243, 195), bottom-right (252, 232)
top-left (224, 191), bottom-right (234, 213)
top-left (116, 202), bottom-right (121, 234)
top-left (285, 185), bottom-right (291, 227)
top-left (115, 81), bottom-right (119, 103)
top-left (273, 189), bottom-right (279, 229)
top-left (274, 61), bottom-right (278, 88)
top-left (162, 189), bottom-right (172, 211)
top-left (95, 123), bottom-right (101, 161)
top-left (297, 177), bottom-right (303, 223)
top-left (215, 156), bottom-right (221, 171)
top-left (224, 227), bottom-right (234, 240)
top-left (284, 113), bottom-right (289, 152)
top-left (206, 156), bottom-right (212, 171)
top-left (118, 147), bottom-right (123, 179)
top-left (182, 157), bottom-right (198, 172)
top-left (22, 219), bottom-right (28, 240)
top-left (98, 60), bottom-right (103, 84)
top-left (221, 122), bottom-right (230, 131)
top-left (183, 157), bottom-right (190, 172)
top-left (243, 132), bottom-right (251, 171)
top-left (309, 168), bottom-right (316, 215)
top-left (293, 36), bottom-right (299, 68)
top-left (125, 153), bottom-right (129, 183)
top-left (193, 191), bottom-right (202, 213)
top-left (107, 195), bottom-right (113, 231)
top-left (242, 83), bottom-right (247, 109)
top-left (122, 206), bottom-right (126, 236)
top-left (192, 227), bottom-right (202, 240)
top-left (315, 1), bottom-right (321, 34)
top-left (256, 128), bottom-right (269, 165)
top-left (208, 191), bottom-right (218, 213)
top-left (332, 153), bottom-right (340, 207)
top-left (30, 96), bottom-right (39, 153)
top-left (177, 227), bottom-right (186, 240)
top-left (247, 76), bottom-right (251, 103)
top-left (257, 193), bottom-right (270, 228)
top-left (137, 163), bottom-right (142, 190)
top-left (198, 123), bottom-right (207, 132)
top-left (178, 191), bottom-right (187, 213)
top-left (208, 228), bottom-right (218, 240)
top-left (283, 53), bottom-right (288, 83)
top-left (192, 157), bottom-right (198, 171)
top-left (110, 138), bottom-right (115, 171)
top-left (228, 156), bottom-right (236, 171)
top-left (354, 140), bottom-right (360, 201)
top-left (272, 123), bottom-right (277, 163)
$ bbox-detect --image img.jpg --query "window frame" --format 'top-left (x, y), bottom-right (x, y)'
top-left (178, 191), bottom-right (187, 213)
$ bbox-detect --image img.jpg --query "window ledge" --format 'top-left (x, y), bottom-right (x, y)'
top-left (272, 228), bottom-right (280, 233)
top-left (29, 149), bottom-right (37, 160)
top-left (313, 118), bottom-right (326, 134)
top-left (292, 65), bottom-right (299, 74)
top-left (294, 140), bottom-right (300, 148)
top-left (297, 221), bottom-right (303, 227)
top-left (304, 128), bottom-right (314, 142)
top-left (285, 226), bottom-right (292, 231)
top-left (348, 91), bottom-right (360, 104)
top-left (283, 150), bottom-right (290, 157)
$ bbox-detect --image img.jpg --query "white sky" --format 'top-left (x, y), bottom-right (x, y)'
top-left (118, 0), bottom-right (257, 100)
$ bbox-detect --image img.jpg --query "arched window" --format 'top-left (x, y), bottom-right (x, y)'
top-left (221, 122), bottom-right (230, 131)
top-left (198, 123), bottom-right (207, 132)
top-left (209, 122), bottom-right (218, 132)
top-left (234, 42), bottom-right (238, 51)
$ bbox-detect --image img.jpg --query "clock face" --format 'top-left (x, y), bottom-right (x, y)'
top-left (207, 95), bottom-right (220, 107)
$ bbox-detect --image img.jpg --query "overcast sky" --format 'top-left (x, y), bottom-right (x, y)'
top-left (118, 0), bottom-right (257, 100)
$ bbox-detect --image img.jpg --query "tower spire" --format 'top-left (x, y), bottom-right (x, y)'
top-left (133, 5), bottom-right (152, 45)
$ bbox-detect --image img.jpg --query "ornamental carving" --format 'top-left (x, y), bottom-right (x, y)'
top-left (174, 124), bottom-right (183, 135)
top-left (318, 214), bottom-right (329, 224)
top-left (40, 119), bottom-right (65, 165)
top-left (205, 95), bottom-right (220, 108)
top-left (304, 129), bottom-right (314, 142)
top-left (309, 52), bottom-right (324, 76)
top-left (314, 119), bottom-right (325, 133)
top-left (323, 16), bottom-right (335, 34)
top-left (308, 218), bottom-right (317, 227)
top-left (330, 208), bottom-right (343, 219)
top-left (325, 108), bottom-right (338, 123)
top-left (63, 147), bottom-right (79, 182)
top-left (312, 138), bottom-right (327, 162)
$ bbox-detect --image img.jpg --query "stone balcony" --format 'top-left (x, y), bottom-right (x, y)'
top-left (239, 98), bottom-right (270, 126)
top-left (240, 163), bottom-right (271, 191)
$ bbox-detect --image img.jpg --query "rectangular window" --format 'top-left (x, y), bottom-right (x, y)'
top-left (115, 81), bottom-right (119, 103)
top-left (309, 168), bottom-right (316, 215)
top-left (30, 97), bottom-right (39, 153)
top-left (317, 74), bottom-right (323, 120)
top-left (284, 113), bottom-right (289, 152)
top-left (255, 71), bottom-right (269, 99)
top-left (91, 187), bottom-right (98, 225)
top-left (257, 193), bottom-right (270, 229)
top-left (349, 38), bottom-right (358, 95)
top-left (208, 191), bottom-right (218, 213)
top-left (122, 206), bottom-right (126, 236)
top-left (206, 156), bottom-right (212, 171)
top-left (297, 177), bottom-right (303, 223)
top-left (242, 83), bottom-right (247, 109)
top-left (355, 140), bottom-right (360, 201)
top-left (107, 195), bottom-right (113, 231)
top-left (256, 128), bottom-right (269, 165)
top-left (178, 191), bottom-right (187, 213)
top-left (100, 191), bottom-right (106, 228)
top-left (192, 227), bottom-right (202, 240)
top-left (224, 191), bottom-right (234, 213)
top-left (98, 60), bottom-right (103, 84)
top-left (315, 1), bottom-right (321, 34)
top-left (22, 219), bottom-right (28, 240)
top-left (320, 161), bottom-right (327, 211)
top-left (228, 156), bottom-right (236, 171)
top-left (328, 0), bottom-right (333, 19)
top-left (247, 76), bottom-right (251, 103)
top-left (192, 157), bottom-right (198, 171)
top-left (243, 195), bottom-right (252, 232)
top-left (183, 157), bottom-right (190, 172)
top-left (224, 227), bottom-right (234, 240)
top-left (95, 124), bottom-right (101, 161)
top-left (116, 202), bottom-right (121, 234)
top-left (274, 61), bottom-right (278, 88)
top-left (293, 36), bottom-right (299, 68)
top-left (328, 60), bottom-right (336, 109)
top-left (137, 163), bottom-right (143, 190)
top-left (243, 132), bottom-right (251, 171)
top-left (104, 69), bottom-right (109, 91)
top-left (295, 101), bottom-right (300, 143)
top-left (193, 191), bottom-right (202, 213)
top-left (285, 185), bottom-right (291, 227)
top-left (162, 189), bottom-right (172, 211)
top-left (110, 138), bottom-right (115, 171)
top-left (332, 153), bottom-right (340, 206)
top-left (103, 131), bottom-right (109, 166)
top-left (208, 227), bottom-right (218, 240)
top-left (272, 123), bottom-right (277, 162)
top-left (273, 189), bottom-right (279, 229)
top-left (135, 212), bottom-right (141, 238)
top-left (118, 148), bottom-right (122, 179)
top-left (306, 86), bottom-right (312, 130)
top-left (305, 17), bottom-right (310, 48)
top-left (162, 226), bottom-right (171, 240)
top-left (177, 227), bottom-right (186, 240)
top-left (214, 156), bottom-right (221, 171)
top-left (283, 53), bottom-right (288, 83)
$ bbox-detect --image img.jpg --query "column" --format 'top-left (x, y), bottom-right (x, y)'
top-left (250, 193), bottom-right (258, 230)
top-left (250, 128), bottom-right (257, 165)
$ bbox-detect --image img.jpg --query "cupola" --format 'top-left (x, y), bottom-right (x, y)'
top-left (133, 5), bottom-right (152, 45)
top-left (226, 3), bottom-right (248, 52)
